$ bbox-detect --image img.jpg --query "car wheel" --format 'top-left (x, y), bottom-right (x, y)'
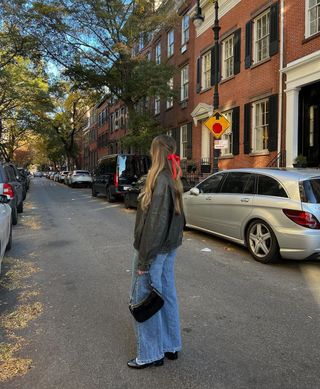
top-left (92, 186), bottom-right (98, 197)
top-left (106, 187), bottom-right (115, 203)
top-left (17, 201), bottom-right (23, 214)
top-left (246, 219), bottom-right (279, 264)
top-left (12, 206), bottom-right (18, 225)
top-left (6, 224), bottom-right (12, 251)
top-left (124, 194), bottom-right (131, 209)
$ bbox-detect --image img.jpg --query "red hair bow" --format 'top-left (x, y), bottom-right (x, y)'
top-left (167, 154), bottom-right (181, 179)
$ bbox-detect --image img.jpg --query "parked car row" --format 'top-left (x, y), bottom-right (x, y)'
top-left (45, 170), bottom-right (93, 188)
top-left (44, 155), bottom-right (320, 265)
top-left (0, 164), bottom-right (30, 273)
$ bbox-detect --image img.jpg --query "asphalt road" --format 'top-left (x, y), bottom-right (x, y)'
top-left (1, 178), bottom-right (320, 389)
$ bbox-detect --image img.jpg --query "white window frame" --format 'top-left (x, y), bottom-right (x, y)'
top-left (201, 51), bottom-right (211, 90)
top-left (180, 124), bottom-right (188, 159)
top-left (252, 99), bottom-right (269, 152)
top-left (220, 111), bottom-right (233, 156)
top-left (166, 78), bottom-right (174, 109)
top-left (167, 30), bottom-right (174, 57)
top-left (253, 10), bottom-right (270, 64)
top-left (155, 42), bottom-right (161, 64)
top-left (306, 0), bottom-right (320, 37)
top-left (222, 35), bottom-right (234, 79)
top-left (180, 65), bottom-right (189, 102)
top-left (181, 14), bottom-right (190, 48)
top-left (154, 95), bottom-right (161, 115)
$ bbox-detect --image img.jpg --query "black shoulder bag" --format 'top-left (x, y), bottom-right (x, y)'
top-left (129, 274), bottom-right (164, 323)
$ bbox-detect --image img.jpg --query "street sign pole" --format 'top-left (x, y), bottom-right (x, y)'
top-left (212, 0), bottom-right (220, 173)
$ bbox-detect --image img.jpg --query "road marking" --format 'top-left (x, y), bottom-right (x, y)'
top-left (301, 264), bottom-right (320, 306)
top-left (93, 204), bottom-right (120, 211)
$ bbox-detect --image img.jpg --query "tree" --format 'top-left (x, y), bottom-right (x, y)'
top-left (5, 0), bottom-right (178, 148)
top-left (0, 56), bottom-right (52, 161)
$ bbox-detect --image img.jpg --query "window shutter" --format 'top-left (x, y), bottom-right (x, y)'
top-left (269, 1), bottom-right (279, 56)
top-left (187, 122), bottom-right (192, 159)
top-left (172, 128), bottom-right (181, 156)
top-left (232, 106), bottom-right (240, 155)
top-left (233, 29), bottom-right (241, 75)
top-left (268, 94), bottom-right (278, 152)
top-left (210, 47), bottom-right (215, 86)
top-left (196, 57), bottom-right (201, 93)
top-left (245, 21), bottom-right (252, 69)
top-left (244, 103), bottom-right (251, 154)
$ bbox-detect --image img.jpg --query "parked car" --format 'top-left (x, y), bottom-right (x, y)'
top-left (124, 175), bottom-right (191, 209)
top-left (68, 170), bottom-right (92, 188)
top-left (183, 168), bottom-right (320, 264)
top-left (58, 171), bottom-right (69, 183)
top-left (33, 171), bottom-right (42, 177)
top-left (92, 154), bottom-right (151, 202)
top-left (0, 194), bottom-right (12, 274)
top-left (0, 162), bottom-right (24, 225)
top-left (53, 173), bottom-right (60, 182)
top-left (17, 168), bottom-right (29, 199)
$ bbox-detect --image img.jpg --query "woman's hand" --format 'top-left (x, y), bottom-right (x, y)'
top-left (137, 270), bottom-right (148, 276)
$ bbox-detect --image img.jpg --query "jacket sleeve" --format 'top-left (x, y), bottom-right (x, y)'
top-left (137, 177), bottom-right (173, 270)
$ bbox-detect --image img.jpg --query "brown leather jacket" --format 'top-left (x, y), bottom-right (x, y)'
top-left (133, 170), bottom-right (184, 270)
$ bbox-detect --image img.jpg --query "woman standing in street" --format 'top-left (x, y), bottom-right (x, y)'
top-left (128, 134), bottom-right (185, 369)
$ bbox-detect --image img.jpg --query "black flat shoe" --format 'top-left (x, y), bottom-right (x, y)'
top-left (127, 358), bottom-right (164, 369)
top-left (165, 352), bottom-right (178, 360)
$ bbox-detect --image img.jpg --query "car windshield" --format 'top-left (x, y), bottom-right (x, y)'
top-left (302, 178), bottom-right (320, 203)
top-left (75, 171), bottom-right (89, 175)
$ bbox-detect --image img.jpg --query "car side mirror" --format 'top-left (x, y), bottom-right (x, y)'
top-left (190, 187), bottom-right (200, 196)
top-left (0, 194), bottom-right (10, 203)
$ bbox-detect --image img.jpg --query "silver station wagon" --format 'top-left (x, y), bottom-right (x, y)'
top-left (183, 168), bottom-right (320, 263)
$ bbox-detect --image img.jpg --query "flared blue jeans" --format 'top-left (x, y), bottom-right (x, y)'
top-left (131, 249), bottom-right (182, 364)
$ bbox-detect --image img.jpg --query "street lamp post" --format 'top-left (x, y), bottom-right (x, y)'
top-left (193, 0), bottom-right (220, 172)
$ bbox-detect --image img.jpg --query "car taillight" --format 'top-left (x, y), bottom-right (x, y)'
top-left (283, 209), bottom-right (320, 229)
top-left (3, 183), bottom-right (14, 199)
top-left (114, 173), bottom-right (118, 188)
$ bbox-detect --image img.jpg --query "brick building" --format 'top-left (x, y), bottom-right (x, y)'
top-left (282, 0), bottom-right (320, 167)
top-left (81, 0), bottom-right (320, 173)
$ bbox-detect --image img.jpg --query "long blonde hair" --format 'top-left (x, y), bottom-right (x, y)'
top-left (140, 135), bottom-right (183, 214)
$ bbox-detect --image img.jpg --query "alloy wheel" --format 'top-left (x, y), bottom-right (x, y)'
top-left (248, 222), bottom-right (272, 258)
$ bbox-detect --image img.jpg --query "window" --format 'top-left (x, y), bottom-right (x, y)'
top-left (180, 65), bottom-right (189, 101)
top-left (254, 10), bottom-right (270, 63)
top-left (115, 110), bottom-right (119, 130)
top-left (257, 175), bottom-right (287, 197)
top-left (155, 95), bottom-right (160, 115)
top-left (146, 51), bottom-right (151, 61)
top-left (197, 174), bottom-right (225, 194)
top-left (121, 107), bottom-right (126, 127)
top-left (201, 51), bottom-right (211, 90)
top-left (167, 30), bottom-right (174, 57)
top-left (110, 114), bottom-right (114, 133)
top-left (156, 42), bottom-right (161, 64)
top-left (220, 111), bottom-right (233, 156)
top-left (252, 99), bottom-right (269, 152)
top-left (180, 124), bottom-right (188, 159)
top-left (166, 78), bottom-right (174, 109)
top-left (181, 14), bottom-right (190, 48)
top-left (139, 33), bottom-right (144, 51)
top-left (220, 173), bottom-right (255, 194)
top-left (309, 105), bottom-right (316, 147)
top-left (222, 35), bottom-right (234, 79)
top-left (308, 0), bottom-right (320, 36)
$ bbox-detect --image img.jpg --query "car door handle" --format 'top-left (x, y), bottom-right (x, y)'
top-left (205, 196), bottom-right (212, 200)
top-left (240, 197), bottom-right (249, 203)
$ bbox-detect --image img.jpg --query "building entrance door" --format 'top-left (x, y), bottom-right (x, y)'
top-left (298, 81), bottom-right (320, 167)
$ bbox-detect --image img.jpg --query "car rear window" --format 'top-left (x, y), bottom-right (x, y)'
top-left (302, 179), bottom-right (320, 203)
top-left (118, 156), bottom-right (151, 178)
top-left (257, 175), bottom-right (287, 197)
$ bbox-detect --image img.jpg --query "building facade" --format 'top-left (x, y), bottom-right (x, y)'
top-left (80, 0), bottom-right (320, 173)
